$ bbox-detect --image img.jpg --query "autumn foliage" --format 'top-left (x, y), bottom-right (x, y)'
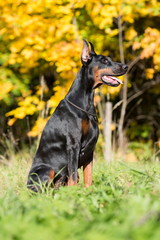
top-left (0, 0), bottom-right (159, 143)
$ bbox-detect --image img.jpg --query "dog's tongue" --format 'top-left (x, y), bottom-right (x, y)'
top-left (102, 76), bottom-right (123, 85)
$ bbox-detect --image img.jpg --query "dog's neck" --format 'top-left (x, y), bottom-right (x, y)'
top-left (66, 66), bottom-right (95, 112)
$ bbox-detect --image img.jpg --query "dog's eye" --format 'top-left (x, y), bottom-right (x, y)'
top-left (102, 58), bottom-right (109, 64)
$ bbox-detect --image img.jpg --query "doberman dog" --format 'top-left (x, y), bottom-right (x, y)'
top-left (27, 40), bottom-right (128, 192)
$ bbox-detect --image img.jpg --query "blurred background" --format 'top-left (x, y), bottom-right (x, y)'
top-left (0, 0), bottom-right (160, 162)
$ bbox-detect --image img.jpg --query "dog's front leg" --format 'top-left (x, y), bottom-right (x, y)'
top-left (68, 169), bottom-right (78, 186)
top-left (83, 160), bottom-right (93, 187)
top-left (68, 174), bottom-right (78, 186)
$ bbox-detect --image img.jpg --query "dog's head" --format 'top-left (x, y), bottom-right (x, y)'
top-left (81, 40), bottom-right (128, 88)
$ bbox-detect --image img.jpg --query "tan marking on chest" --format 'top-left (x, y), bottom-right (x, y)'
top-left (81, 119), bottom-right (90, 136)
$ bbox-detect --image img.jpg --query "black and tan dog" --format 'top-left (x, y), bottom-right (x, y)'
top-left (27, 40), bottom-right (128, 191)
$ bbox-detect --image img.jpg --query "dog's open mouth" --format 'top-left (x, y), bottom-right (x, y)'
top-left (101, 75), bottom-right (123, 86)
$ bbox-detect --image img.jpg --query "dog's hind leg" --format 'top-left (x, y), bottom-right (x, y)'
top-left (27, 164), bottom-right (55, 192)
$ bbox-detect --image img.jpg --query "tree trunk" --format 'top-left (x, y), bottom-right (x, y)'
top-left (104, 101), bottom-right (112, 163)
top-left (117, 16), bottom-right (127, 154)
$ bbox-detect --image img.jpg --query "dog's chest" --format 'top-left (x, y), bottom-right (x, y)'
top-left (79, 117), bottom-right (99, 165)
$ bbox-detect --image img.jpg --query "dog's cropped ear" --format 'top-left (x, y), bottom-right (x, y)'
top-left (81, 39), bottom-right (92, 65)
top-left (89, 41), bottom-right (96, 55)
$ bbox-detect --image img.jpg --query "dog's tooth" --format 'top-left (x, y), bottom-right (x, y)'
top-left (111, 77), bottom-right (123, 84)
top-left (102, 76), bottom-right (108, 80)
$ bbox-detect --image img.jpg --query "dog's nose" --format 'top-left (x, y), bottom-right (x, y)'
top-left (123, 64), bottom-right (128, 71)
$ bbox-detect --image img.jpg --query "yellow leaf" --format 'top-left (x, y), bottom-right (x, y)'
top-left (133, 42), bottom-right (141, 50)
top-left (145, 68), bottom-right (154, 79)
top-left (94, 95), bottom-right (101, 105)
top-left (0, 82), bottom-right (13, 100)
top-left (125, 27), bottom-right (137, 41)
top-left (7, 107), bottom-right (26, 119)
top-left (111, 123), bottom-right (116, 131)
top-left (37, 101), bottom-right (45, 111)
top-left (7, 118), bottom-right (17, 126)
top-left (27, 117), bottom-right (48, 137)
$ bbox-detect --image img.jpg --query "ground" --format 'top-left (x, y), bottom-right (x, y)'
top-left (0, 149), bottom-right (160, 240)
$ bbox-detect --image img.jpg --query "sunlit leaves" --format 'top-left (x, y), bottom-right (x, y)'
top-left (0, 0), bottom-right (159, 137)
top-left (0, 81), bottom-right (13, 101)
top-left (145, 68), bottom-right (155, 80)
top-left (0, 67), bottom-right (28, 104)
top-left (6, 95), bottom-right (45, 119)
top-left (133, 27), bottom-right (160, 72)
top-left (27, 117), bottom-right (49, 137)
top-left (125, 27), bottom-right (137, 41)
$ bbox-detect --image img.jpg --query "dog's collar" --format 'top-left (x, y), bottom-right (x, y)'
top-left (65, 98), bottom-right (97, 118)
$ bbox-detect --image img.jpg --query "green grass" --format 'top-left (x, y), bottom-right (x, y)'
top-left (0, 153), bottom-right (160, 240)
